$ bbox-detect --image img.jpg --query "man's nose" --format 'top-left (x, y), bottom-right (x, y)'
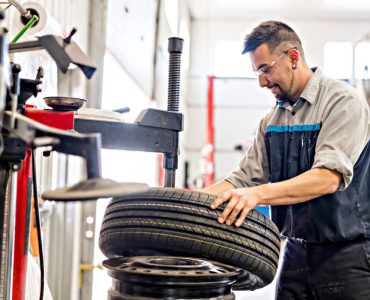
top-left (258, 74), bottom-right (269, 87)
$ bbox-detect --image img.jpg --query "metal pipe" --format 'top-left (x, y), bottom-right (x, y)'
top-left (164, 169), bottom-right (176, 187)
top-left (0, 32), bottom-right (8, 152)
top-left (5, 170), bottom-right (17, 300)
top-left (8, 0), bottom-right (31, 19)
top-left (0, 164), bottom-right (17, 300)
top-left (8, 40), bottom-right (43, 53)
top-left (0, 164), bottom-right (10, 300)
top-left (164, 37), bottom-right (184, 187)
top-left (9, 64), bottom-right (21, 129)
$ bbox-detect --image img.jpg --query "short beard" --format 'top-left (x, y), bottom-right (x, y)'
top-left (276, 89), bottom-right (292, 102)
top-left (275, 71), bottom-right (295, 102)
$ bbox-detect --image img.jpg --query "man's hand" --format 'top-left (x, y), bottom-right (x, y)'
top-left (210, 187), bottom-right (261, 227)
top-left (206, 168), bottom-right (341, 228)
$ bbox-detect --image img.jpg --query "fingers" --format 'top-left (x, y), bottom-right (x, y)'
top-left (225, 201), bottom-right (245, 226)
top-left (210, 191), bottom-right (232, 209)
top-left (210, 189), bottom-right (254, 227)
top-left (235, 207), bottom-right (251, 227)
top-left (218, 196), bottom-right (239, 224)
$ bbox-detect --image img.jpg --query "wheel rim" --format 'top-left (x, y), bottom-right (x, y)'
top-left (103, 256), bottom-right (241, 299)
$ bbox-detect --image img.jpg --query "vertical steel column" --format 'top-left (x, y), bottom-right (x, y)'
top-left (12, 149), bottom-right (32, 300)
top-left (6, 171), bottom-right (17, 300)
top-left (164, 37), bottom-right (183, 187)
top-left (0, 165), bottom-right (18, 300)
top-left (0, 164), bottom-right (10, 300)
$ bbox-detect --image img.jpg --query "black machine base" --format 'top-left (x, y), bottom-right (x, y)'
top-left (103, 256), bottom-right (242, 300)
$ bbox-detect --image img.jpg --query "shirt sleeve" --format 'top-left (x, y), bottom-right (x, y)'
top-left (225, 117), bottom-right (271, 188)
top-left (312, 85), bottom-right (370, 190)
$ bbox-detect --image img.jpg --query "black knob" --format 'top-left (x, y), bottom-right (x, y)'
top-left (168, 37), bottom-right (184, 54)
top-left (12, 63), bottom-right (22, 74)
top-left (64, 28), bottom-right (77, 44)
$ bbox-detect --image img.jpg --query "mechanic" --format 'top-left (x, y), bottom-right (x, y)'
top-left (200, 20), bottom-right (370, 299)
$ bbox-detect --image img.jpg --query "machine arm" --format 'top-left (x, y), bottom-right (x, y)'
top-left (3, 111), bottom-right (102, 179)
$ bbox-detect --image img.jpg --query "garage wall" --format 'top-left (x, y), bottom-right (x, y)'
top-left (185, 18), bottom-right (370, 186)
top-left (105, 0), bottom-right (157, 98)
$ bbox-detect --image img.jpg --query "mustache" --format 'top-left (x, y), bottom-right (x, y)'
top-left (268, 84), bottom-right (281, 90)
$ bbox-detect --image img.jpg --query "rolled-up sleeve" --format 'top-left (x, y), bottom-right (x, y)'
top-left (312, 89), bottom-right (370, 190)
top-left (225, 117), bottom-right (270, 188)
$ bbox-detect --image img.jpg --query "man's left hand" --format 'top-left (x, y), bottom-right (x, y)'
top-left (210, 188), bottom-right (260, 227)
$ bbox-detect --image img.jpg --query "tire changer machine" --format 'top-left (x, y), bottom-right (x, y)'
top-left (0, 10), bottom-right (243, 300)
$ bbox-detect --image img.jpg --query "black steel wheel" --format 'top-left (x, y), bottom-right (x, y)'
top-left (103, 256), bottom-right (241, 299)
top-left (99, 187), bottom-right (280, 290)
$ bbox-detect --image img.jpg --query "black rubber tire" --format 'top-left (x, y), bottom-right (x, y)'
top-left (99, 187), bottom-right (280, 290)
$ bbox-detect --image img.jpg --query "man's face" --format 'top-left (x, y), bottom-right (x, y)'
top-left (250, 44), bottom-right (295, 102)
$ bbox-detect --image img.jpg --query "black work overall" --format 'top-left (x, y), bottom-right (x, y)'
top-left (265, 126), bottom-right (370, 300)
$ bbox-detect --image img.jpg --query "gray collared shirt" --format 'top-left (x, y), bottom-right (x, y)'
top-left (226, 67), bottom-right (370, 190)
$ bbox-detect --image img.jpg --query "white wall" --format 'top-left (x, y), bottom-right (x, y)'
top-left (105, 0), bottom-right (157, 98)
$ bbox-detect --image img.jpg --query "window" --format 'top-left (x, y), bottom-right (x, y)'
top-left (323, 41), bottom-right (353, 80)
top-left (354, 42), bottom-right (370, 79)
top-left (214, 40), bottom-right (255, 78)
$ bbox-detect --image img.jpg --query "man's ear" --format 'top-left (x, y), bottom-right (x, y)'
top-left (288, 49), bottom-right (299, 65)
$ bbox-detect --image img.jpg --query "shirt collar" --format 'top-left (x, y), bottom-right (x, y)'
top-left (299, 67), bottom-right (321, 104)
top-left (276, 67), bottom-right (322, 107)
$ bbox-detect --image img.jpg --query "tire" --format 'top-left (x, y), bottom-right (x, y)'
top-left (99, 187), bottom-right (280, 290)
